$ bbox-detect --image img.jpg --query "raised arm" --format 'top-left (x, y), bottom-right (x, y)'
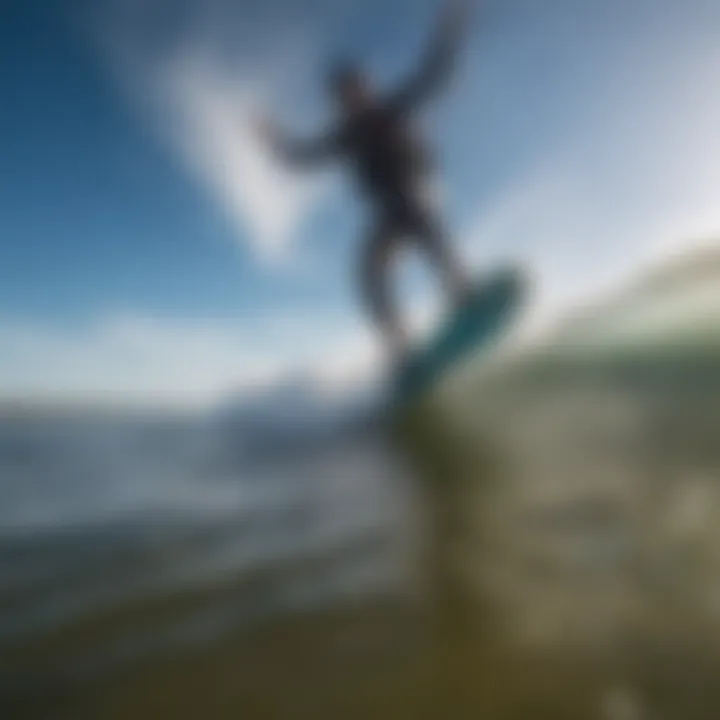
top-left (256, 116), bottom-right (340, 169)
top-left (389, 0), bottom-right (471, 114)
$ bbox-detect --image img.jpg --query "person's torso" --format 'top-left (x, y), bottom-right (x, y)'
top-left (338, 104), bottom-right (434, 203)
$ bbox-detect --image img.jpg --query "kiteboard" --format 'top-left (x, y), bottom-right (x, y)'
top-left (393, 265), bottom-right (527, 405)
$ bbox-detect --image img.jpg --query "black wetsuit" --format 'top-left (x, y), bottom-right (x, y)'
top-left (271, 14), bottom-right (467, 344)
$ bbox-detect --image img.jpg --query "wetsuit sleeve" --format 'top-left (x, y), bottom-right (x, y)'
top-left (389, 2), bottom-right (468, 114)
top-left (267, 126), bottom-right (342, 168)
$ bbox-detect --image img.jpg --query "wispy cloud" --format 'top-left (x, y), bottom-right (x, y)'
top-left (93, 0), bottom-right (338, 263)
top-left (163, 57), bottom-right (326, 263)
top-left (0, 312), bottom-right (378, 407)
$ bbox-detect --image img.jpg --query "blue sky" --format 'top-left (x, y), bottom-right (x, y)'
top-left (3, 0), bottom-right (720, 405)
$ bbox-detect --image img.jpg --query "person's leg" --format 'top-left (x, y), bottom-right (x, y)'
top-left (359, 219), bottom-right (408, 362)
top-left (412, 209), bottom-right (472, 307)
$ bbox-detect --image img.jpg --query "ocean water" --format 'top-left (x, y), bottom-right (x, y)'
top-left (3, 344), bottom-right (720, 718)
top-left (0, 396), bottom-right (414, 638)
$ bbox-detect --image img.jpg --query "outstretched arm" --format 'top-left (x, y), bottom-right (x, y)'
top-left (255, 116), bottom-right (340, 169)
top-left (389, 0), bottom-right (471, 113)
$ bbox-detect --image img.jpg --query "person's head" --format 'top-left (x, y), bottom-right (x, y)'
top-left (327, 60), bottom-right (372, 113)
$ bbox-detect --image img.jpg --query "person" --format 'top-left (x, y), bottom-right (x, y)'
top-left (256, 0), bottom-right (473, 363)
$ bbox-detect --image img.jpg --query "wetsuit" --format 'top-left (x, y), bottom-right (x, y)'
top-left (269, 12), bottom-right (468, 348)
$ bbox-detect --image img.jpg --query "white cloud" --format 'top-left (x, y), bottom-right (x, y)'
top-left (93, 0), bottom-right (335, 264)
top-left (0, 313), bottom-right (379, 408)
top-left (0, 316), bottom-right (272, 407)
top-left (163, 56), bottom-right (326, 263)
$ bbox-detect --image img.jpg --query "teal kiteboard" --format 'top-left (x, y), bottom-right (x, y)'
top-left (393, 265), bottom-right (527, 405)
